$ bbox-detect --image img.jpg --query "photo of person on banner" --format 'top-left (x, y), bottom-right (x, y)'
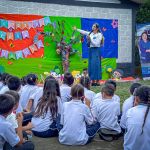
top-left (138, 32), bottom-right (150, 63)
top-left (73, 23), bottom-right (104, 86)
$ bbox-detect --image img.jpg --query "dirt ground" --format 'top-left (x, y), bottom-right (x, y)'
top-left (32, 134), bottom-right (123, 150)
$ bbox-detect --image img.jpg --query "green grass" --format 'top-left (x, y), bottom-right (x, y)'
top-left (91, 80), bottom-right (150, 107)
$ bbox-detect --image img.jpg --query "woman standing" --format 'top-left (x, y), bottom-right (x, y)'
top-left (73, 23), bottom-right (103, 86)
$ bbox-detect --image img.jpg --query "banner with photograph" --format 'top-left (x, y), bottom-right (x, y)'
top-left (137, 23), bottom-right (150, 79)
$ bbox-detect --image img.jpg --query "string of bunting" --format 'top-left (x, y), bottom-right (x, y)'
top-left (0, 40), bottom-right (44, 59)
top-left (0, 17), bottom-right (51, 30)
top-left (0, 30), bottom-right (30, 40)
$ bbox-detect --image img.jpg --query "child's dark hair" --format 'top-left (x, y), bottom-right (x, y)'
top-left (63, 72), bottom-right (74, 86)
top-left (129, 82), bottom-right (141, 95)
top-left (105, 80), bottom-right (117, 89)
top-left (101, 83), bottom-right (115, 97)
top-left (7, 76), bottom-right (21, 91)
top-left (0, 94), bottom-right (15, 115)
top-left (71, 84), bottom-right (84, 99)
top-left (135, 86), bottom-right (150, 134)
top-left (80, 76), bottom-right (90, 90)
top-left (1, 73), bottom-right (9, 85)
top-left (0, 73), bottom-right (2, 81)
top-left (21, 76), bottom-right (27, 86)
top-left (26, 73), bottom-right (38, 85)
top-left (34, 78), bottom-right (59, 119)
top-left (5, 90), bottom-right (20, 105)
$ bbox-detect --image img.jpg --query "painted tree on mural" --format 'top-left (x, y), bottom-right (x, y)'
top-left (44, 20), bottom-right (82, 72)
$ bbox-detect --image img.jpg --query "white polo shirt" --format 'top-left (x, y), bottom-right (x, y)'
top-left (124, 105), bottom-right (150, 150)
top-left (120, 95), bottom-right (134, 129)
top-left (92, 98), bottom-right (121, 133)
top-left (32, 96), bottom-right (62, 132)
top-left (0, 115), bottom-right (20, 149)
top-left (60, 84), bottom-right (71, 103)
top-left (59, 100), bottom-right (94, 145)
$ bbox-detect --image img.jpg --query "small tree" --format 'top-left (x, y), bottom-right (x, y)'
top-left (136, 0), bottom-right (150, 23)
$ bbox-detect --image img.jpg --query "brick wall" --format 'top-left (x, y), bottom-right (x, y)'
top-left (0, 0), bottom-right (133, 63)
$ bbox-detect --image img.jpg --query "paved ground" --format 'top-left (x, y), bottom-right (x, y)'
top-left (32, 134), bottom-right (123, 150)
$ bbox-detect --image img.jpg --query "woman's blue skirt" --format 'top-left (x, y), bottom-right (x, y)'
top-left (88, 47), bottom-right (101, 80)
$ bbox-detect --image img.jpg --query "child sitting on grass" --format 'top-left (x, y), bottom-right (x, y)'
top-left (0, 94), bottom-right (34, 150)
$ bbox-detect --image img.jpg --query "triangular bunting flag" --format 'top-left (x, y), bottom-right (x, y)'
top-left (36, 40), bottom-right (44, 49)
top-left (22, 22), bottom-right (29, 29)
top-left (22, 30), bottom-right (29, 39)
top-left (22, 48), bottom-right (31, 57)
top-left (29, 44), bottom-right (38, 53)
top-left (1, 50), bottom-right (8, 58)
top-left (8, 52), bottom-right (16, 59)
top-left (15, 50), bottom-right (23, 59)
top-left (39, 18), bottom-right (44, 27)
top-left (33, 20), bottom-right (39, 28)
top-left (15, 32), bottom-right (22, 40)
top-left (15, 22), bottom-right (22, 29)
top-left (7, 32), bottom-right (14, 41)
top-left (0, 31), bottom-right (6, 40)
top-left (0, 19), bottom-right (8, 28)
top-left (44, 17), bottom-right (51, 25)
top-left (8, 21), bottom-right (15, 30)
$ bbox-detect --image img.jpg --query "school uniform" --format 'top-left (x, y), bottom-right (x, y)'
top-left (93, 92), bottom-right (120, 104)
top-left (0, 82), bottom-right (3, 91)
top-left (0, 85), bottom-right (9, 94)
top-left (84, 88), bottom-right (95, 106)
top-left (60, 84), bottom-right (71, 103)
top-left (0, 115), bottom-right (20, 150)
top-left (31, 96), bottom-right (62, 137)
top-left (29, 87), bottom-right (43, 112)
top-left (19, 85), bottom-right (39, 109)
top-left (59, 100), bottom-right (99, 145)
top-left (6, 112), bottom-right (18, 129)
top-left (120, 95), bottom-right (134, 129)
top-left (124, 105), bottom-right (150, 150)
top-left (92, 98), bottom-right (121, 133)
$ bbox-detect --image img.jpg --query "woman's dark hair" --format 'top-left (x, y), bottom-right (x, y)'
top-left (7, 76), bottom-right (21, 91)
top-left (141, 32), bottom-right (149, 41)
top-left (5, 90), bottom-right (20, 105)
top-left (26, 73), bottom-right (38, 85)
top-left (34, 78), bottom-right (59, 119)
top-left (135, 86), bottom-right (150, 134)
top-left (130, 82), bottom-right (141, 95)
top-left (63, 72), bottom-right (74, 86)
top-left (105, 80), bottom-right (117, 89)
top-left (21, 76), bottom-right (27, 86)
top-left (0, 94), bottom-right (15, 115)
top-left (101, 83), bottom-right (115, 97)
top-left (93, 23), bottom-right (100, 32)
top-left (80, 76), bottom-right (90, 90)
top-left (71, 84), bottom-right (84, 99)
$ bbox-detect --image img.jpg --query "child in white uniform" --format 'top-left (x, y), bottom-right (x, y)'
top-left (93, 80), bottom-right (120, 105)
top-left (120, 83), bottom-right (141, 130)
top-left (60, 72), bottom-right (74, 103)
top-left (0, 94), bottom-right (34, 150)
top-left (31, 78), bottom-right (62, 138)
top-left (59, 84), bottom-right (100, 145)
top-left (124, 86), bottom-right (150, 150)
top-left (92, 84), bottom-right (121, 136)
top-left (80, 76), bottom-right (95, 106)
top-left (19, 74), bottom-right (39, 110)
top-left (0, 73), bottom-right (11, 94)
